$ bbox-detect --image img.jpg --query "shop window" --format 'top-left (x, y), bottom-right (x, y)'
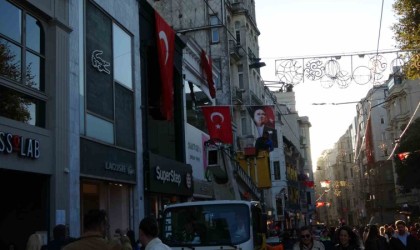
top-left (0, 0), bottom-right (46, 127)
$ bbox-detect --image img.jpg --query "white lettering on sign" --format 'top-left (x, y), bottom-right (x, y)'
top-left (155, 166), bottom-right (181, 186)
top-left (104, 162), bottom-right (134, 175)
top-left (0, 132), bottom-right (40, 159)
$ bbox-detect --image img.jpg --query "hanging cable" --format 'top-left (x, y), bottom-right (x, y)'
top-left (386, 101), bottom-right (420, 160)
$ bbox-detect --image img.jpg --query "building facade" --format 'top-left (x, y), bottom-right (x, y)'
top-left (0, 0), bottom-right (195, 247)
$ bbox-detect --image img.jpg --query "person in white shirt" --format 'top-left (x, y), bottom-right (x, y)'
top-left (293, 226), bottom-right (325, 250)
top-left (139, 216), bottom-right (171, 250)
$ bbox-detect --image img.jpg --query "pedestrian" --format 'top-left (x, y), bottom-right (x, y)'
top-left (292, 226), bottom-right (325, 250)
top-left (25, 233), bottom-right (44, 250)
top-left (389, 220), bottom-right (419, 250)
top-left (320, 229), bottom-right (334, 250)
top-left (120, 235), bottom-right (133, 250)
top-left (364, 224), bottom-right (389, 250)
top-left (334, 225), bottom-right (362, 250)
top-left (63, 209), bottom-right (121, 250)
top-left (46, 224), bottom-right (75, 250)
top-left (138, 216), bottom-right (171, 250)
top-left (282, 230), bottom-right (296, 250)
top-left (255, 131), bottom-right (274, 154)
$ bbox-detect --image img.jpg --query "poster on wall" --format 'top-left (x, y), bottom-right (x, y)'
top-left (246, 105), bottom-right (278, 147)
top-left (185, 123), bottom-right (210, 180)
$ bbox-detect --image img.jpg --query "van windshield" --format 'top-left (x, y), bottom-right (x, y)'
top-left (161, 203), bottom-right (251, 247)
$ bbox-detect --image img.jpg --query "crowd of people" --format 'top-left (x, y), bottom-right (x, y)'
top-left (280, 220), bottom-right (420, 250)
top-left (22, 212), bottom-right (420, 250)
top-left (23, 209), bottom-right (170, 250)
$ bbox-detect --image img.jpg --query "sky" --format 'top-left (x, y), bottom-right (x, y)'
top-left (255, 0), bottom-right (399, 169)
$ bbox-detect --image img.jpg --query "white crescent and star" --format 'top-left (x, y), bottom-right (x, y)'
top-left (210, 112), bottom-right (224, 129)
top-left (159, 30), bottom-right (169, 65)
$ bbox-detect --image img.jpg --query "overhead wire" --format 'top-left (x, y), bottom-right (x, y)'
top-left (386, 101), bottom-right (420, 160)
top-left (202, 0), bottom-right (305, 145)
top-left (354, 0), bottom-right (387, 163)
top-left (202, 0), bottom-right (256, 60)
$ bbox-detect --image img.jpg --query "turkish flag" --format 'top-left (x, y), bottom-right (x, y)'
top-left (200, 50), bottom-right (216, 98)
top-left (201, 106), bottom-right (232, 144)
top-left (304, 181), bottom-right (314, 188)
top-left (155, 12), bottom-right (175, 120)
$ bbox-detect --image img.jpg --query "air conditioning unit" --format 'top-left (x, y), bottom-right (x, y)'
top-left (206, 147), bottom-right (228, 183)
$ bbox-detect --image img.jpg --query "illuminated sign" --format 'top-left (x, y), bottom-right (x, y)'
top-left (0, 132), bottom-right (40, 159)
top-left (91, 50), bottom-right (111, 74)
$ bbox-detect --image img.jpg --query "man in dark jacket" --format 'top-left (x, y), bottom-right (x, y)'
top-left (46, 224), bottom-right (75, 250)
top-left (255, 131), bottom-right (273, 154)
top-left (389, 220), bottom-right (420, 250)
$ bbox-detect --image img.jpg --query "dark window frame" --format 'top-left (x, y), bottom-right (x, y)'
top-left (83, 0), bottom-right (135, 150)
top-left (0, 0), bottom-right (46, 127)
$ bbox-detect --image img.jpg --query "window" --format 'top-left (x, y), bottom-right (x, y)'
top-left (238, 64), bottom-right (244, 89)
top-left (84, 1), bottom-right (134, 149)
top-left (401, 95), bottom-right (407, 113)
top-left (273, 161), bottom-right (280, 180)
top-left (241, 110), bottom-right (247, 135)
top-left (235, 21), bottom-right (241, 45)
top-left (0, 0), bottom-right (46, 127)
top-left (113, 23), bottom-right (132, 89)
top-left (210, 15), bottom-right (219, 43)
top-left (185, 82), bottom-right (212, 131)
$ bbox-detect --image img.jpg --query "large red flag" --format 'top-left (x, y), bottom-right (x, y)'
top-left (200, 50), bottom-right (216, 98)
top-left (155, 12), bottom-right (175, 120)
top-left (201, 106), bottom-right (233, 144)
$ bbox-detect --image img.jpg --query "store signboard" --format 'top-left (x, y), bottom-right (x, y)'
top-left (0, 131), bottom-right (40, 159)
top-left (147, 152), bottom-right (193, 196)
top-left (80, 138), bottom-right (136, 182)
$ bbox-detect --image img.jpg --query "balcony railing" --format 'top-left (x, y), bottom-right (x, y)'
top-left (231, 0), bottom-right (246, 14)
top-left (229, 40), bottom-right (242, 62)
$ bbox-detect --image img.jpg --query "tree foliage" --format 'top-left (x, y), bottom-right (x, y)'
top-left (0, 42), bottom-right (31, 122)
top-left (392, 0), bottom-right (420, 79)
top-left (394, 117), bottom-right (420, 192)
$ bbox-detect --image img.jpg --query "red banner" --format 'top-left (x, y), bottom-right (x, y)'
top-left (201, 106), bottom-right (233, 144)
top-left (304, 181), bottom-right (314, 188)
top-left (200, 50), bottom-right (216, 98)
top-left (155, 12), bottom-right (175, 120)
